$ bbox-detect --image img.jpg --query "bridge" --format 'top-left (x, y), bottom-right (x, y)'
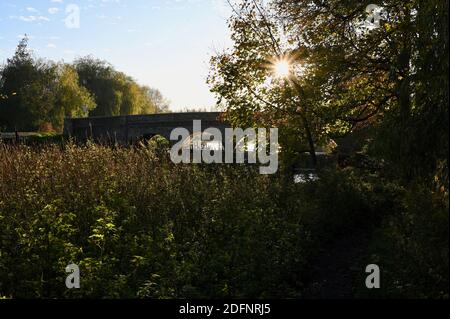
top-left (63, 112), bottom-right (229, 144)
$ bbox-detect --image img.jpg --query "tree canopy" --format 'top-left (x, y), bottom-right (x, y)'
top-left (73, 56), bottom-right (164, 117)
top-left (209, 0), bottom-right (448, 182)
top-left (0, 38), bottom-right (170, 133)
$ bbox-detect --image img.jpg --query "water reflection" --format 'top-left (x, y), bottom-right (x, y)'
top-left (294, 172), bottom-right (319, 183)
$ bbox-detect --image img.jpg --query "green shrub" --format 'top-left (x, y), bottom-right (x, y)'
top-left (358, 184), bottom-right (449, 298)
top-left (0, 143), bottom-right (447, 298)
top-left (0, 143), bottom-right (311, 298)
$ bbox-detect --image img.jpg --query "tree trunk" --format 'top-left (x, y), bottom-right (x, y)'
top-left (290, 80), bottom-right (318, 167)
top-left (298, 110), bottom-right (317, 167)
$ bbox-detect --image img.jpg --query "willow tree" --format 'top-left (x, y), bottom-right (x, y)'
top-left (52, 64), bottom-right (96, 131)
top-left (0, 38), bottom-right (96, 132)
top-left (74, 57), bottom-right (168, 117)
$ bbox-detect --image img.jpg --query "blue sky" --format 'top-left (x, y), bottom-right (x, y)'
top-left (0, 0), bottom-right (233, 111)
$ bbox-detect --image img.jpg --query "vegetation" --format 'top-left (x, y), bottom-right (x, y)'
top-left (74, 56), bottom-right (170, 117)
top-left (0, 141), bottom-right (444, 299)
top-left (0, 140), bottom-right (447, 298)
top-left (209, 0), bottom-right (448, 179)
top-left (0, 37), bottom-right (170, 133)
top-left (207, 0), bottom-right (449, 298)
top-left (0, 0), bottom-right (447, 299)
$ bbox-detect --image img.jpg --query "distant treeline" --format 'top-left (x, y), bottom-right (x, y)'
top-left (0, 37), bottom-right (170, 133)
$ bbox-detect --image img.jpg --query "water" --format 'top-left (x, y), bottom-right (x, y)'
top-left (294, 172), bottom-right (319, 183)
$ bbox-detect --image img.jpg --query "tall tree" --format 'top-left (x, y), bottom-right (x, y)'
top-left (73, 57), bottom-right (123, 117)
top-left (276, 0), bottom-right (448, 180)
top-left (74, 56), bottom-right (169, 117)
top-left (0, 38), bottom-right (96, 132)
top-left (209, 0), bottom-right (448, 179)
top-left (0, 36), bottom-right (39, 131)
top-left (52, 64), bottom-right (96, 131)
top-left (208, 1), bottom-right (324, 168)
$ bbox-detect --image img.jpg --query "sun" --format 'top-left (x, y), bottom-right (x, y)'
top-left (273, 59), bottom-right (291, 78)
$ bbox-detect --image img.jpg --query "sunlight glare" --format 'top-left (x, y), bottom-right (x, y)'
top-left (273, 59), bottom-right (291, 78)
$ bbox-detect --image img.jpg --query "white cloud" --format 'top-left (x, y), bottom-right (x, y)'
top-left (47, 43), bottom-right (57, 48)
top-left (10, 14), bottom-right (50, 22)
top-left (26, 7), bottom-right (39, 13)
top-left (17, 15), bottom-right (50, 22)
top-left (48, 7), bottom-right (60, 14)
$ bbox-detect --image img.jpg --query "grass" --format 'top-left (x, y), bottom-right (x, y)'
top-left (0, 140), bottom-right (447, 298)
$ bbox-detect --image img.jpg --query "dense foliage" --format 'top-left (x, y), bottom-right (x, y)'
top-left (73, 57), bottom-right (170, 117)
top-left (0, 38), bottom-right (95, 132)
top-left (207, 0), bottom-right (448, 298)
top-left (0, 141), bottom-right (447, 298)
top-left (209, 0), bottom-right (449, 181)
top-left (0, 37), bottom-right (170, 133)
top-left (0, 0), bottom-right (447, 300)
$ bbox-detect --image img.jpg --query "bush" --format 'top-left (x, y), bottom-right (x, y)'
top-left (0, 142), bottom-right (311, 298)
top-left (358, 184), bottom-right (449, 298)
top-left (0, 143), bottom-right (447, 298)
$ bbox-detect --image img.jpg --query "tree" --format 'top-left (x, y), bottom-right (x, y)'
top-left (0, 36), bottom-right (40, 131)
top-left (209, 0), bottom-right (448, 179)
top-left (74, 57), bottom-right (169, 116)
top-left (52, 64), bottom-right (96, 131)
top-left (1, 45), bottom-right (168, 131)
top-left (208, 1), bottom-right (325, 168)
top-left (0, 37), bottom-right (96, 132)
top-left (73, 57), bottom-right (123, 117)
top-left (142, 86), bottom-right (170, 113)
top-left (276, 0), bottom-right (448, 181)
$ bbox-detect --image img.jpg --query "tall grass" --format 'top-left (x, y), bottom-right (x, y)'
top-left (0, 140), bottom-right (447, 298)
top-left (0, 141), bottom-right (314, 298)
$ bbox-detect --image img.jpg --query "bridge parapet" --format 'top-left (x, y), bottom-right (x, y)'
top-left (63, 112), bottom-right (229, 144)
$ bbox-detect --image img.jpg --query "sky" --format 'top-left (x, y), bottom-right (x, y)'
top-left (0, 0), bottom-right (233, 111)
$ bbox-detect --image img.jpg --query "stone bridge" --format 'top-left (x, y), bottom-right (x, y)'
top-left (63, 112), bottom-right (229, 144)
